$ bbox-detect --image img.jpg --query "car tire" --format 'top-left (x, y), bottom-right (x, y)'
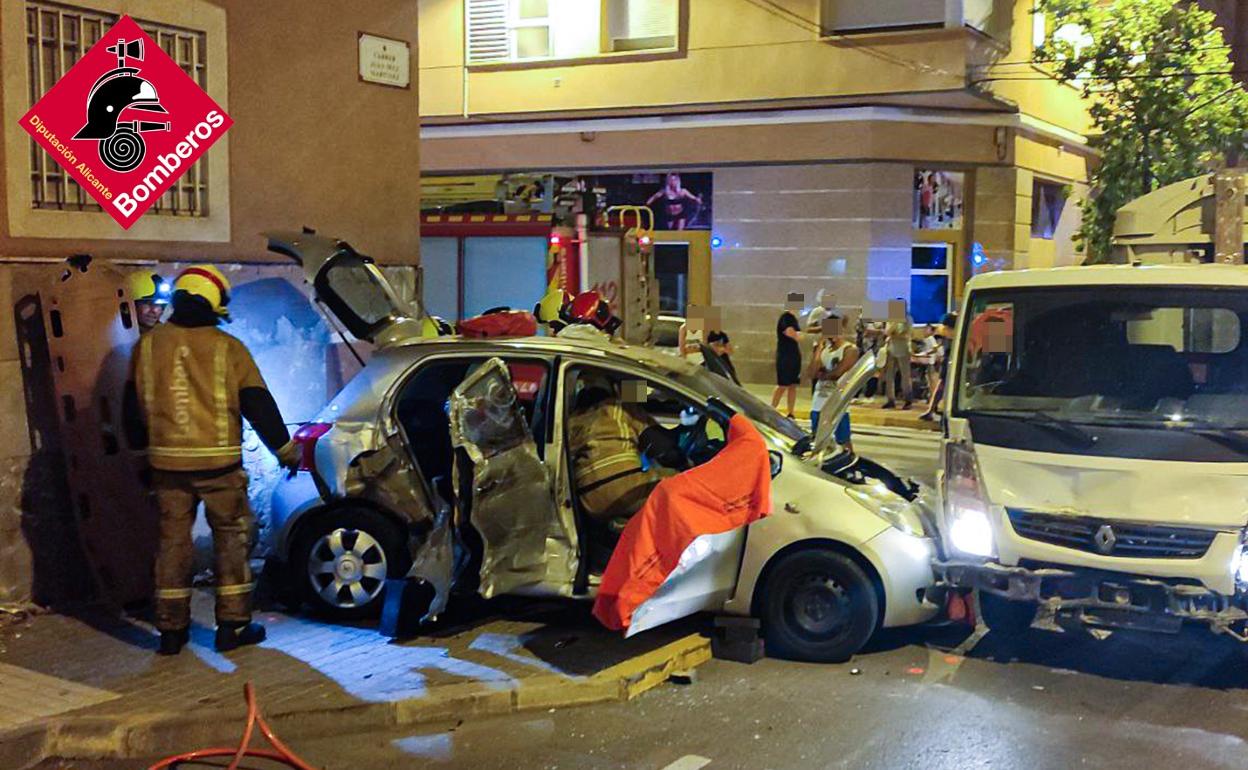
top-left (761, 549), bottom-right (880, 663)
top-left (979, 592), bottom-right (1037, 637)
top-left (290, 507), bottom-right (411, 620)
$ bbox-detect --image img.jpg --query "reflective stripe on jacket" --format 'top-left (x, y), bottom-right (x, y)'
top-left (567, 399), bottom-right (654, 490)
top-left (133, 324), bottom-right (268, 471)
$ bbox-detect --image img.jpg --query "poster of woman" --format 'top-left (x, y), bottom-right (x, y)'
top-left (584, 171), bottom-right (713, 230)
top-left (913, 170), bottom-right (964, 230)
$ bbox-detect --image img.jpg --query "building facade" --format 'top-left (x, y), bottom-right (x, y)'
top-left (418, 0), bottom-right (1095, 383)
top-left (0, 0), bottom-right (421, 602)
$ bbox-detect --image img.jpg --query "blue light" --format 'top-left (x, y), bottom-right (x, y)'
top-left (710, 235), bottom-right (723, 249)
top-left (970, 242), bottom-right (988, 266)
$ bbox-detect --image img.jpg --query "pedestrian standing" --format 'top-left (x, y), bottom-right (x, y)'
top-left (810, 316), bottom-right (859, 450)
top-left (771, 307), bottom-right (803, 418)
top-left (881, 304), bottom-right (913, 410)
top-left (126, 265), bottom-right (299, 655)
top-left (921, 312), bottom-right (958, 421)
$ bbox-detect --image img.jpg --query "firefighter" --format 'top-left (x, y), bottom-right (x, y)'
top-left (556, 291), bottom-right (621, 341)
top-left (128, 271), bottom-right (171, 333)
top-left (566, 372), bottom-right (682, 532)
top-left (126, 265), bottom-right (299, 655)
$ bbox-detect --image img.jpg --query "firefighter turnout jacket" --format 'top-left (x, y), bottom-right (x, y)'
top-left (130, 322), bottom-right (290, 471)
top-left (567, 397), bottom-right (679, 523)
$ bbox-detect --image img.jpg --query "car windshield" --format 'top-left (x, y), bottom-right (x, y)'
top-left (668, 365), bottom-right (808, 445)
top-left (955, 285), bottom-right (1248, 429)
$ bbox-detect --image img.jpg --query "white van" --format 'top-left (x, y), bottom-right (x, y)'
top-left (934, 264), bottom-right (1248, 640)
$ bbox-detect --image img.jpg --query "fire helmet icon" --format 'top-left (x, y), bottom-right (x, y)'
top-left (72, 38), bottom-right (170, 173)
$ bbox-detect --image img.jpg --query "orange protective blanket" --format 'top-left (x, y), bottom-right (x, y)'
top-left (592, 414), bottom-right (773, 631)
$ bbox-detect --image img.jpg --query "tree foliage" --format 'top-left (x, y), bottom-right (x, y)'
top-left (1035, 0), bottom-right (1248, 261)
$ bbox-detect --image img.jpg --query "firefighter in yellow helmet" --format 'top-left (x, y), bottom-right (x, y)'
top-left (128, 270), bottom-right (171, 333)
top-left (124, 264), bottom-right (300, 655)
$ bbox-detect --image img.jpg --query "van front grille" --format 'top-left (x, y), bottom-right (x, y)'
top-left (1006, 509), bottom-right (1218, 560)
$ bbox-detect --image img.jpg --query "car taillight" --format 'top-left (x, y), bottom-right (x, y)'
top-left (942, 442), bottom-right (995, 558)
top-left (292, 422), bottom-right (332, 472)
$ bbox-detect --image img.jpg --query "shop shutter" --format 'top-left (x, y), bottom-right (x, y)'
top-left (466, 0), bottom-right (510, 63)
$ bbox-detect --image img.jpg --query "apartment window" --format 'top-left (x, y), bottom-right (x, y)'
top-left (467, 0), bottom-right (678, 65)
top-left (1031, 179), bottom-right (1067, 239)
top-left (25, 1), bottom-right (209, 216)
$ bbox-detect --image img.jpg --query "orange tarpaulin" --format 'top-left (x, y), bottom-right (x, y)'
top-left (593, 414), bottom-right (773, 631)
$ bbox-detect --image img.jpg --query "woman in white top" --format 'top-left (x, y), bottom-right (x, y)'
top-left (678, 321), bottom-right (705, 366)
top-left (810, 319), bottom-right (860, 448)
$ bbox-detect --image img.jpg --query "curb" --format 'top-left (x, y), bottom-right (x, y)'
top-left (847, 408), bottom-right (941, 432)
top-left (2, 633), bottom-right (712, 769)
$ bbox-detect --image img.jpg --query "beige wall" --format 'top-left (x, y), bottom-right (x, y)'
top-left (712, 163), bottom-right (913, 384)
top-left (421, 0), bottom-right (1090, 138)
top-left (1, 0), bottom-right (423, 264)
top-left (424, 118), bottom-right (1012, 173)
top-left (421, 0), bottom-right (972, 120)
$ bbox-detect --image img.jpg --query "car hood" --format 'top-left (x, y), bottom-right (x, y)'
top-left (976, 443), bottom-right (1248, 528)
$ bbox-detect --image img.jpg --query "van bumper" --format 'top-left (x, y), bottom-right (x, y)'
top-left (934, 559), bottom-right (1248, 638)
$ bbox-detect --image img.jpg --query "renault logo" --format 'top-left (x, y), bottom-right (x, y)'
top-left (1093, 524), bottom-right (1117, 555)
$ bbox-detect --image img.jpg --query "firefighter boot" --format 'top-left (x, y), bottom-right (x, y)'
top-left (215, 621), bottom-right (266, 652)
top-left (158, 628), bottom-right (190, 656)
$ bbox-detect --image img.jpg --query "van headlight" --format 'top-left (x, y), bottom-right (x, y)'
top-left (845, 486), bottom-right (924, 537)
top-left (1233, 535), bottom-right (1248, 586)
top-left (943, 443), bottom-right (996, 558)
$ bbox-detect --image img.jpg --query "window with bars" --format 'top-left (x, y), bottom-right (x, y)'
top-left (25, 1), bottom-right (210, 216)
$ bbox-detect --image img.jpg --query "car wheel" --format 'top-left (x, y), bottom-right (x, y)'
top-left (761, 549), bottom-right (880, 663)
top-left (290, 508), bottom-right (411, 620)
top-left (979, 592), bottom-right (1037, 637)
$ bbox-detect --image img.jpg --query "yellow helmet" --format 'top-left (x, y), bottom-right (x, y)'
top-left (173, 264), bottom-right (231, 316)
top-left (128, 271), bottom-right (171, 305)
top-left (534, 283), bottom-right (572, 325)
top-left (419, 315), bottom-right (452, 337)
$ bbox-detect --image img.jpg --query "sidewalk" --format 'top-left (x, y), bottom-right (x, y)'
top-left (0, 591), bottom-right (710, 769)
top-left (741, 383), bottom-right (940, 432)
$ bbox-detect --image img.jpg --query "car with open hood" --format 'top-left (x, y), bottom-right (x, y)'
top-left (263, 231), bottom-right (940, 661)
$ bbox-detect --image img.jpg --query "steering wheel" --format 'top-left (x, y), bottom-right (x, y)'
top-left (684, 412), bottom-right (725, 467)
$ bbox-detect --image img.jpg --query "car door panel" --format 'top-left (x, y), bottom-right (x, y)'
top-left (626, 528), bottom-right (746, 637)
top-left (450, 358), bottom-right (571, 598)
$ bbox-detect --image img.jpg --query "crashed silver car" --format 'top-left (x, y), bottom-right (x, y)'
top-left (264, 232), bottom-right (940, 661)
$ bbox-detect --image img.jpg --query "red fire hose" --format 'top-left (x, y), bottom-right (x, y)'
top-left (147, 682), bottom-right (317, 770)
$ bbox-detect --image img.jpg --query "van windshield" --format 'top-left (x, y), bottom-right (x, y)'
top-left (954, 285), bottom-right (1248, 430)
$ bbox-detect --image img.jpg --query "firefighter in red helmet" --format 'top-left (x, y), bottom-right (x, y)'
top-left (557, 291), bottom-right (621, 340)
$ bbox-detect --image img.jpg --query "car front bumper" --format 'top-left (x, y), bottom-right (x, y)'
top-left (934, 559), bottom-right (1248, 638)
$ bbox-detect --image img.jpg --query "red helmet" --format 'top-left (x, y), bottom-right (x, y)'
top-left (561, 291), bottom-right (621, 333)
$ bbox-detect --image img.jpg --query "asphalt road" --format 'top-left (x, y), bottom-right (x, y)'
top-left (52, 622), bottom-right (1248, 770)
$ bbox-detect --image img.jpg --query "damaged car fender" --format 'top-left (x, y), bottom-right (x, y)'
top-left (723, 458), bottom-right (938, 629)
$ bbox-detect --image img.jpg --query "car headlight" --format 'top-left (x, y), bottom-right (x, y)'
top-left (845, 486), bottom-right (924, 537)
top-left (942, 442), bottom-right (996, 558)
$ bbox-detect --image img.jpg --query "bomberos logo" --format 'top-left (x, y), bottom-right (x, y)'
top-left (19, 14), bottom-right (231, 229)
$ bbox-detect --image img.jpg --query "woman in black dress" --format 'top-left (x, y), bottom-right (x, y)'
top-left (771, 310), bottom-right (803, 418)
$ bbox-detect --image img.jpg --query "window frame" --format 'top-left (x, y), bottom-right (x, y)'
top-left (466, 0), bottom-right (688, 72)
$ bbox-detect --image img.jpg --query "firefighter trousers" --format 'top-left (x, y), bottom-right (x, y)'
top-left (151, 467), bottom-right (255, 631)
